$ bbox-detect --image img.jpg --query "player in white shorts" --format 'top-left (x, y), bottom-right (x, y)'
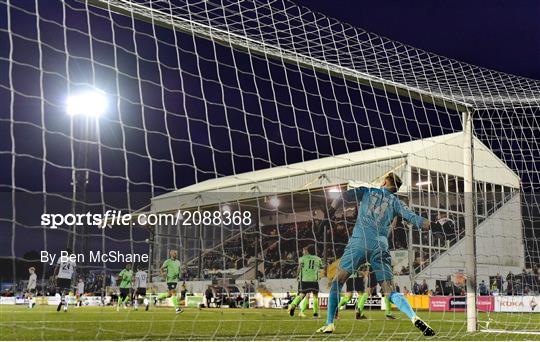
top-left (26, 267), bottom-right (37, 308)
top-left (76, 278), bottom-right (85, 307)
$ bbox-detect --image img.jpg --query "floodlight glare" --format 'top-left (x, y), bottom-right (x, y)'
top-left (66, 91), bottom-right (107, 117)
top-left (327, 187), bottom-right (342, 199)
top-left (221, 204), bottom-right (231, 213)
top-left (415, 180), bottom-right (432, 186)
top-left (268, 196), bottom-right (280, 208)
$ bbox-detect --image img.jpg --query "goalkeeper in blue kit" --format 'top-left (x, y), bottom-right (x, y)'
top-left (317, 173), bottom-right (435, 336)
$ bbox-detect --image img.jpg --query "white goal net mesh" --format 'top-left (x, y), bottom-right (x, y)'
top-left (1, 0), bottom-right (539, 339)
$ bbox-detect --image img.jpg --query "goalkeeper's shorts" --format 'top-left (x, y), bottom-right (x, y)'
top-left (339, 236), bottom-right (392, 283)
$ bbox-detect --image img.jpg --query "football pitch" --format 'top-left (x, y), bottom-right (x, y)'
top-left (1, 306), bottom-right (539, 340)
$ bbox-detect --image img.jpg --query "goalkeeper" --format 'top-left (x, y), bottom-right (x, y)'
top-left (317, 173), bottom-right (435, 336)
top-left (288, 245), bottom-right (323, 318)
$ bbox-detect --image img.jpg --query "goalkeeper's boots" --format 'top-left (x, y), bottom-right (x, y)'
top-left (175, 307), bottom-right (184, 314)
top-left (313, 312), bottom-right (318, 318)
top-left (385, 314), bottom-right (396, 320)
top-left (298, 311), bottom-right (306, 318)
top-left (316, 323), bottom-right (335, 334)
top-left (288, 304), bottom-right (296, 317)
top-left (413, 316), bottom-right (435, 336)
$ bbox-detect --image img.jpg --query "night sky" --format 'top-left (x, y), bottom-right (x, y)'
top-left (291, 0), bottom-right (540, 80)
top-left (0, 0), bottom-right (538, 278)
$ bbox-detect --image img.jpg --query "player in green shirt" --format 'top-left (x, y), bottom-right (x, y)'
top-left (157, 249), bottom-right (183, 314)
top-left (288, 245), bottom-right (324, 317)
top-left (117, 264), bottom-right (133, 310)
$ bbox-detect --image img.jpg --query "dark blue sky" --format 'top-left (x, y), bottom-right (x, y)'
top-left (292, 0), bottom-right (540, 80)
top-left (1, 0), bottom-right (538, 275)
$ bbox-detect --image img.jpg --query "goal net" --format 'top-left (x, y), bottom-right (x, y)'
top-left (1, 0), bottom-right (539, 340)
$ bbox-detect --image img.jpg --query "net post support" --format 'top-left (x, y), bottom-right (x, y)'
top-left (463, 110), bottom-right (477, 332)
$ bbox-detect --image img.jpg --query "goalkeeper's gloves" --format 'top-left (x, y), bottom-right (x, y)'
top-left (422, 219), bottom-right (442, 231)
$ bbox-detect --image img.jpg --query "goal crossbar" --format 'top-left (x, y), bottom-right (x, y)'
top-left (83, 0), bottom-right (474, 113)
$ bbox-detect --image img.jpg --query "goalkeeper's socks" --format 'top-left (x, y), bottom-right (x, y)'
top-left (157, 293), bottom-right (168, 301)
top-left (338, 294), bottom-right (351, 309)
top-left (300, 296), bottom-right (309, 313)
top-left (389, 292), bottom-right (415, 320)
top-left (325, 280), bottom-right (342, 325)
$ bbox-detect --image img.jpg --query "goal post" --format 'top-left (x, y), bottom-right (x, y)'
top-left (463, 110), bottom-right (477, 332)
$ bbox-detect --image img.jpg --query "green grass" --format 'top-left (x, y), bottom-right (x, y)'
top-left (1, 306), bottom-right (539, 340)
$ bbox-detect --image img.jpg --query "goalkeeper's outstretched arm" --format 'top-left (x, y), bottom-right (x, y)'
top-left (394, 199), bottom-right (430, 230)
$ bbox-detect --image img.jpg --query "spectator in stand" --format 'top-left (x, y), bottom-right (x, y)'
top-left (420, 280), bottom-right (428, 295)
top-left (403, 286), bottom-right (410, 295)
top-left (523, 286), bottom-right (530, 295)
top-left (506, 279), bottom-right (514, 295)
top-left (478, 280), bottom-right (488, 296)
top-left (412, 281), bottom-right (420, 295)
top-left (490, 281), bottom-right (499, 296)
top-left (499, 273), bottom-right (505, 291)
top-left (434, 284), bottom-right (442, 296)
top-left (395, 285), bottom-right (401, 294)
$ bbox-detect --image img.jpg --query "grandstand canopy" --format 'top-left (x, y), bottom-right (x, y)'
top-left (152, 132), bottom-right (520, 213)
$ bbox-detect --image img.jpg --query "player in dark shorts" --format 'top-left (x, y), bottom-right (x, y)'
top-left (133, 266), bottom-right (149, 311)
top-left (288, 245), bottom-right (324, 318)
top-left (54, 248), bottom-right (76, 312)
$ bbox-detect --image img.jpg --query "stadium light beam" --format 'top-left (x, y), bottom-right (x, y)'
top-left (327, 186), bottom-right (342, 199)
top-left (415, 180), bottom-right (431, 186)
top-left (268, 196), bottom-right (280, 208)
top-left (66, 91), bottom-right (107, 118)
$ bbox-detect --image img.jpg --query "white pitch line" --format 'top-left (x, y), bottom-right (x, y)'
top-left (481, 329), bottom-right (540, 335)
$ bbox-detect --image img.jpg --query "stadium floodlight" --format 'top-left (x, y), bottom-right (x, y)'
top-left (327, 187), bottom-right (342, 199)
top-left (66, 91), bottom-right (107, 117)
top-left (415, 180), bottom-right (432, 186)
top-left (268, 196), bottom-right (280, 208)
